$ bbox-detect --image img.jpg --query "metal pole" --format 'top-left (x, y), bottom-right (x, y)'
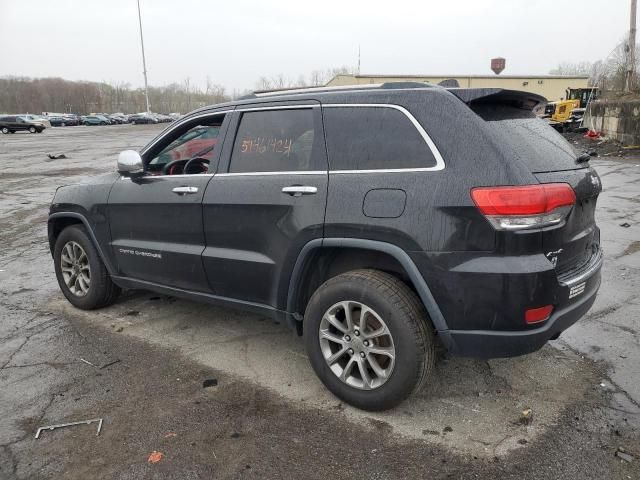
top-left (627, 0), bottom-right (637, 92)
top-left (137, 0), bottom-right (151, 112)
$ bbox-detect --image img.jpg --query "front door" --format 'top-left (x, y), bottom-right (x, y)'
top-left (107, 111), bottom-right (230, 292)
top-left (202, 104), bottom-right (328, 308)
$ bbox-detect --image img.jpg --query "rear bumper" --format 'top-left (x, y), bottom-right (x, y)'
top-left (446, 258), bottom-right (601, 358)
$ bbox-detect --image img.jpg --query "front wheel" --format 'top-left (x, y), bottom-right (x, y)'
top-left (29, 126), bottom-right (36, 133)
top-left (53, 225), bottom-right (121, 309)
top-left (304, 269), bottom-right (436, 411)
top-left (1, 127), bottom-right (8, 134)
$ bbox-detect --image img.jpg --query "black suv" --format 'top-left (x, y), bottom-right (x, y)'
top-left (0, 115), bottom-right (46, 134)
top-left (48, 84), bottom-right (602, 410)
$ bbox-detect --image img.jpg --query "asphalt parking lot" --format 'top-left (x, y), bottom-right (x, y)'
top-left (1, 125), bottom-right (639, 479)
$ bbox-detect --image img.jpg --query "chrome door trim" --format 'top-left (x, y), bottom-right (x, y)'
top-left (216, 170), bottom-right (326, 177)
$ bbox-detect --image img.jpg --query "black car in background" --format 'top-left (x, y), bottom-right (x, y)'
top-left (128, 113), bottom-right (156, 124)
top-left (48, 116), bottom-right (79, 127)
top-left (0, 115), bottom-right (46, 133)
top-left (48, 83), bottom-right (603, 410)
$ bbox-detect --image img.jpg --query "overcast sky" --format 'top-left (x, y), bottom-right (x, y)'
top-left (0, 0), bottom-right (633, 92)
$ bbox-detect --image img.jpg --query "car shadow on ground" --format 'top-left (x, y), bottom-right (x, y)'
top-left (47, 289), bottom-right (602, 458)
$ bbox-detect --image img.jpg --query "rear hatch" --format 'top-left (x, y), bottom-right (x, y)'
top-left (458, 89), bottom-right (602, 279)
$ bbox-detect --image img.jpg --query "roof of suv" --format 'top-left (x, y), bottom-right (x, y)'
top-left (191, 82), bottom-right (546, 115)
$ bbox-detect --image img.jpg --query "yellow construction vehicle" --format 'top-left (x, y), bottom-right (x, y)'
top-left (550, 99), bottom-right (581, 123)
top-left (566, 87), bottom-right (599, 108)
top-left (542, 88), bottom-right (599, 131)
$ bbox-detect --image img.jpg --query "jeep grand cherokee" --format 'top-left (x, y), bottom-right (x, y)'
top-left (48, 83), bottom-right (602, 410)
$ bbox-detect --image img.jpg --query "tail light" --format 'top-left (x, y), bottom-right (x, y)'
top-left (471, 183), bottom-right (576, 230)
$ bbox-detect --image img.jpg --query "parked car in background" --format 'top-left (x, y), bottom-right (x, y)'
top-left (95, 114), bottom-right (113, 125)
top-left (109, 114), bottom-right (128, 124)
top-left (107, 114), bottom-right (123, 124)
top-left (48, 115), bottom-right (79, 127)
top-left (82, 115), bottom-right (108, 126)
top-left (48, 116), bottom-right (67, 127)
top-left (0, 115), bottom-right (46, 133)
top-left (128, 113), bottom-right (156, 124)
top-left (18, 114), bottom-right (51, 128)
top-left (157, 113), bottom-right (174, 123)
top-left (63, 115), bottom-right (81, 126)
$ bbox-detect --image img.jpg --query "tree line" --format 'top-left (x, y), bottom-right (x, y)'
top-left (0, 66), bottom-right (355, 116)
top-left (0, 76), bottom-right (230, 115)
top-left (549, 41), bottom-right (640, 93)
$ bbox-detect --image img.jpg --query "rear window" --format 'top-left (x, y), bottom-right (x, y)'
top-left (229, 109), bottom-right (321, 173)
top-left (472, 104), bottom-right (581, 172)
top-left (323, 106), bottom-right (437, 171)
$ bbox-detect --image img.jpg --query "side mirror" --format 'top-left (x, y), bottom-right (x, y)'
top-left (117, 150), bottom-right (143, 176)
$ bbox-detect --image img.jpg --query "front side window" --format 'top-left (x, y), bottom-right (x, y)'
top-left (147, 118), bottom-right (223, 175)
top-left (323, 106), bottom-right (437, 171)
top-left (229, 109), bottom-right (319, 173)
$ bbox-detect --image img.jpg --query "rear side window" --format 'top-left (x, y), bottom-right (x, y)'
top-left (472, 104), bottom-right (580, 172)
top-left (323, 106), bottom-right (436, 171)
top-left (229, 109), bottom-right (321, 173)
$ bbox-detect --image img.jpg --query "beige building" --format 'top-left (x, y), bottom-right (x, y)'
top-left (327, 74), bottom-right (590, 102)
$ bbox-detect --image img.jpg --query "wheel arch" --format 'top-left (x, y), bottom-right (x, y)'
top-left (48, 212), bottom-right (116, 275)
top-left (287, 238), bottom-right (452, 347)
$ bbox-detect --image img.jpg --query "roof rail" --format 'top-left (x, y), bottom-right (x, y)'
top-left (239, 81), bottom-right (433, 100)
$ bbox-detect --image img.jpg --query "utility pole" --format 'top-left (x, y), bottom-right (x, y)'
top-left (137, 0), bottom-right (151, 112)
top-left (627, 0), bottom-right (637, 92)
top-left (357, 45), bottom-right (361, 75)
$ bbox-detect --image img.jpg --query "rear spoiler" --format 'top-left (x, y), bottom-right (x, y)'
top-left (446, 88), bottom-right (546, 111)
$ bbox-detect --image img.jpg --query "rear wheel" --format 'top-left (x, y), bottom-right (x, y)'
top-left (53, 225), bottom-right (120, 309)
top-left (29, 126), bottom-right (36, 133)
top-left (304, 269), bottom-right (436, 411)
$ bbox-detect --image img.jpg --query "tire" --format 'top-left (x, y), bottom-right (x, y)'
top-left (61, 122), bottom-right (66, 127)
top-left (29, 126), bottom-right (36, 133)
top-left (53, 225), bottom-right (121, 310)
top-left (303, 269), bottom-right (436, 411)
top-left (132, 121), bottom-right (137, 125)
top-left (100, 122), bottom-right (106, 125)
top-left (1, 127), bottom-right (8, 134)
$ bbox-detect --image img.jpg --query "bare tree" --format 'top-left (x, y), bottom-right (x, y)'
top-left (549, 61), bottom-right (594, 76)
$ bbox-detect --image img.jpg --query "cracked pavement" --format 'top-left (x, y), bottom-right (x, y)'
top-left (0, 125), bottom-right (639, 479)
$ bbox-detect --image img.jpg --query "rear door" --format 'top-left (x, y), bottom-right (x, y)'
top-left (202, 103), bottom-right (328, 308)
top-left (107, 110), bottom-right (230, 292)
top-left (12, 117), bottom-right (27, 131)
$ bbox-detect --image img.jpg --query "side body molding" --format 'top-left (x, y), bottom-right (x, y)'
top-left (287, 238), bottom-right (453, 348)
top-left (48, 212), bottom-right (117, 275)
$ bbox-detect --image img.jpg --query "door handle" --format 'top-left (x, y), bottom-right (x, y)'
top-left (281, 186), bottom-right (318, 197)
top-left (172, 186), bottom-right (199, 195)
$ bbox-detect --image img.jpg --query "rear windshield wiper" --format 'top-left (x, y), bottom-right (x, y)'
top-left (576, 152), bottom-right (591, 164)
